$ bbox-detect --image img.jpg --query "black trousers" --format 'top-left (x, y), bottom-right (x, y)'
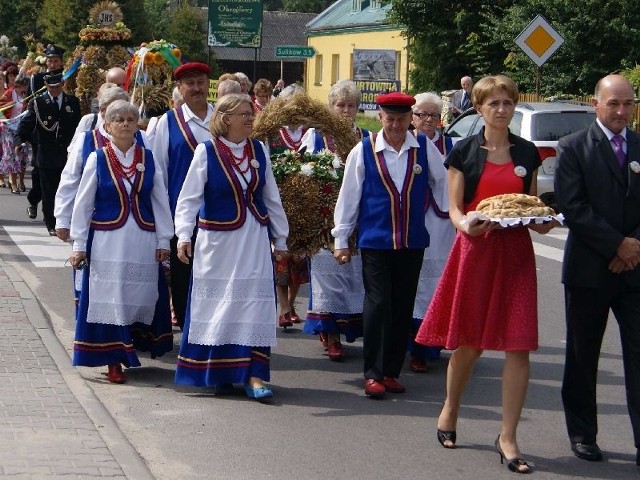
top-left (169, 233), bottom-right (197, 330)
top-left (39, 166), bottom-right (62, 230)
top-left (562, 283), bottom-right (640, 448)
top-left (27, 165), bottom-right (41, 207)
top-left (361, 248), bottom-right (424, 380)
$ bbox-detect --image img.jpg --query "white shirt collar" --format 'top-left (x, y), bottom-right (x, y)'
top-left (597, 118), bottom-right (627, 142)
top-left (181, 102), bottom-right (214, 124)
top-left (374, 129), bottom-right (420, 154)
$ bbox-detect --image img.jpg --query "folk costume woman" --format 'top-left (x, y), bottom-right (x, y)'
top-left (69, 100), bottom-right (173, 384)
top-left (415, 76), bottom-right (555, 472)
top-left (300, 80), bottom-right (369, 361)
top-left (174, 94), bottom-right (288, 400)
top-left (407, 92), bottom-right (456, 373)
top-left (267, 84), bottom-right (309, 328)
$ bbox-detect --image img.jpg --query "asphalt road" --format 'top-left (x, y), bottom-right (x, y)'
top-left (0, 178), bottom-right (637, 479)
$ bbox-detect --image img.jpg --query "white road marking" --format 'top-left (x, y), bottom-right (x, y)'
top-left (4, 225), bottom-right (71, 267)
top-left (533, 242), bottom-right (564, 262)
top-left (545, 230), bottom-right (568, 241)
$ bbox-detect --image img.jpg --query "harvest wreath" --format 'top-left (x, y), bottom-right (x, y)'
top-left (252, 93), bottom-right (359, 255)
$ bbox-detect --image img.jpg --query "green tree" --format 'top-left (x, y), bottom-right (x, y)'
top-left (387, 0), bottom-right (514, 92)
top-left (480, 0), bottom-right (640, 95)
top-left (119, 0), bottom-right (152, 46)
top-left (144, 0), bottom-right (172, 40)
top-left (39, 0), bottom-right (94, 51)
top-left (166, 0), bottom-right (208, 63)
top-left (0, 0), bottom-right (44, 57)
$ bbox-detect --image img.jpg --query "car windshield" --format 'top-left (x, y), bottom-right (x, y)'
top-left (531, 112), bottom-right (595, 141)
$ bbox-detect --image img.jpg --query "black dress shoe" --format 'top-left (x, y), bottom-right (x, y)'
top-left (26, 204), bottom-right (37, 219)
top-left (571, 442), bottom-right (603, 461)
top-left (636, 448), bottom-right (639, 466)
top-left (48, 228), bottom-right (57, 236)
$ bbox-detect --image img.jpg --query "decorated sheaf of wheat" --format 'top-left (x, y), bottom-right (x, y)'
top-left (252, 92), bottom-right (358, 161)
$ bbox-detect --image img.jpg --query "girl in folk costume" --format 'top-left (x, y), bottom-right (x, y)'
top-left (299, 80), bottom-right (370, 360)
top-left (267, 83), bottom-right (309, 328)
top-left (174, 94), bottom-right (288, 400)
top-left (69, 100), bottom-right (173, 384)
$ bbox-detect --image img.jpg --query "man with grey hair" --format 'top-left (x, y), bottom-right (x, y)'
top-left (450, 76), bottom-right (473, 118)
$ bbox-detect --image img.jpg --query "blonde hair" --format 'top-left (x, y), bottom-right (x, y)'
top-left (472, 75), bottom-right (519, 107)
top-left (210, 93), bottom-right (252, 137)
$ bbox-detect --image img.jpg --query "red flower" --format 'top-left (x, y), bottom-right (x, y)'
top-left (320, 206), bottom-right (331, 217)
top-left (322, 184), bottom-right (333, 194)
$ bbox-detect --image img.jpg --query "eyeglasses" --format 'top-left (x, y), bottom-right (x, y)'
top-left (226, 112), bottom-right (255, 119)
top-left (413, 112), bottom-right (440, 119)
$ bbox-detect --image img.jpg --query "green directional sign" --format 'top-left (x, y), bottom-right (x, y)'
top-left (275, 46), bottom-right (316, 58)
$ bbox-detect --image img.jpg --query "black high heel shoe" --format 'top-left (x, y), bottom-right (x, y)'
top-left (495, 435), bottom-right (530, 474)
top-left (437, 428), bottom-right (456, 449)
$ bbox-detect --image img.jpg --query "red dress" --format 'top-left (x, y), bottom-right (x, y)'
top-left (415, 161), bottom-right (538, 351)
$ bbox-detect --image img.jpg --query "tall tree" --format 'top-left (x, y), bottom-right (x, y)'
top-left (387, 0), bottom-right (513, 92)
top-left (0, 0), bottom-right (44, 57)
top-left (39, 0), bottom-right (94, 50)
top-left (479, 0), bottom-right (640, 95)
top-left (119, 0), bottom-right (152, 46)
top-left (166, 0), bottom-right (208, 64)
top-left (144, 0), bottom-right (172, 40)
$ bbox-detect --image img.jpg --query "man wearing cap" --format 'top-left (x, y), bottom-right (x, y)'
top-left (332, 91), bottom-right (432, 398)
top-left (23, 44), bottom-right (66, 221)
top-left (150, 61), bottom-right (214, 330)
top-left (15, 71), bottom-right (81, 235)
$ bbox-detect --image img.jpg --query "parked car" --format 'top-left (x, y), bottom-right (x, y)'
top-left (444, 102), bottom-right (596, 207)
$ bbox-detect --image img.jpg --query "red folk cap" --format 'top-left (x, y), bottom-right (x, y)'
top-left (173, 62), bottom-right (211, 81)
top-left (375, 91), bottom-right (416, 113)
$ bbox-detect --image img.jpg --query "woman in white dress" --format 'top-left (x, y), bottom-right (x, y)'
top-left (69, 100), bottom-right (173, 384)
top-left (174, 94), bottom-right (289, 401)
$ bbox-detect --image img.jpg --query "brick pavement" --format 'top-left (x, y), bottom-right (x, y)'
top-left (0, 258), bottom-right (152, 479)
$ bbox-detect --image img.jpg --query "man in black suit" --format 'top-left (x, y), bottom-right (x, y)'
top-left (16, 72), bottom-right (81, 235)
top-left (555, 74), bottom-right (640, 466)
top-left (450, 76), bottom-right (473, 119)
top-left (25, 44), bottom-right (65, 220)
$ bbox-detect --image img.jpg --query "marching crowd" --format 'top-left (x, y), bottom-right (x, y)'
top-left (2, 42), bottom-right (639, 473)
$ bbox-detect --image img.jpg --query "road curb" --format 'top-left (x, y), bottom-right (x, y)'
top-left (3, 261), bottom-right (155, 480)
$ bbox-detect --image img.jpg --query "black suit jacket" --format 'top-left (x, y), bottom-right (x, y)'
top-left (555, 122), bottom-right (640, 288)
top-left (16, 92), bottom-right (82, 169)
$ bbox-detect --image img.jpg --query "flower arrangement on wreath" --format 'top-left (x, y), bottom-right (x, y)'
top-left (124, 39), bottom-right (183, 120)
top-left (252, 93), bottom-right (359, 256)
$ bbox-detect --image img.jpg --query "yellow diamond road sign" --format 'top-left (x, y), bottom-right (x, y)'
top-left (515, 15), bottom-right (564, 67)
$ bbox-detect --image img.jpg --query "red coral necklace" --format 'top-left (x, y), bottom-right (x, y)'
top-left (279, 127), bottom-right (303, 150)
top-left (217, 138), bottom-right (251, 174)
top-left (105, 143), bottom-right (142, 179)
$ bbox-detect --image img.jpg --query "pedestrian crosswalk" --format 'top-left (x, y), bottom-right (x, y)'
top-left (2, 224), bottom-right (569, 267)
top-left (3, 225), bottom-right (71, 268)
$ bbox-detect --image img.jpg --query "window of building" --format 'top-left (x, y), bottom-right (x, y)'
top-left (331, 54), bottom-right (340, 85)
top-left (314, 54), bottom-right (323, 85)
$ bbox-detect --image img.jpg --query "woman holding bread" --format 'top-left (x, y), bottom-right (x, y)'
top-left (415, 75), bottom-right (555, 473)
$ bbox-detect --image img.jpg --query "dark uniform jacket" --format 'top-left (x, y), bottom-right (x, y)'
top-left (16, 92), bottom-right (82, 169)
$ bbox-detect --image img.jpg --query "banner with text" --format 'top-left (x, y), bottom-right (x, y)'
top-left (208, 0), bottom-right (264, 48)
top-left (356, 80), bottom-right (402, 111)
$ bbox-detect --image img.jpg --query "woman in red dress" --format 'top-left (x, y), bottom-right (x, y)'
top-left (415, 75), bottom-right (556, 473)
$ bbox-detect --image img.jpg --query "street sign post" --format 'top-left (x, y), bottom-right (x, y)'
top-left (515, 15), bottom-right (564, 97)
top-left (275, 46), bottom-right (316, 59)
